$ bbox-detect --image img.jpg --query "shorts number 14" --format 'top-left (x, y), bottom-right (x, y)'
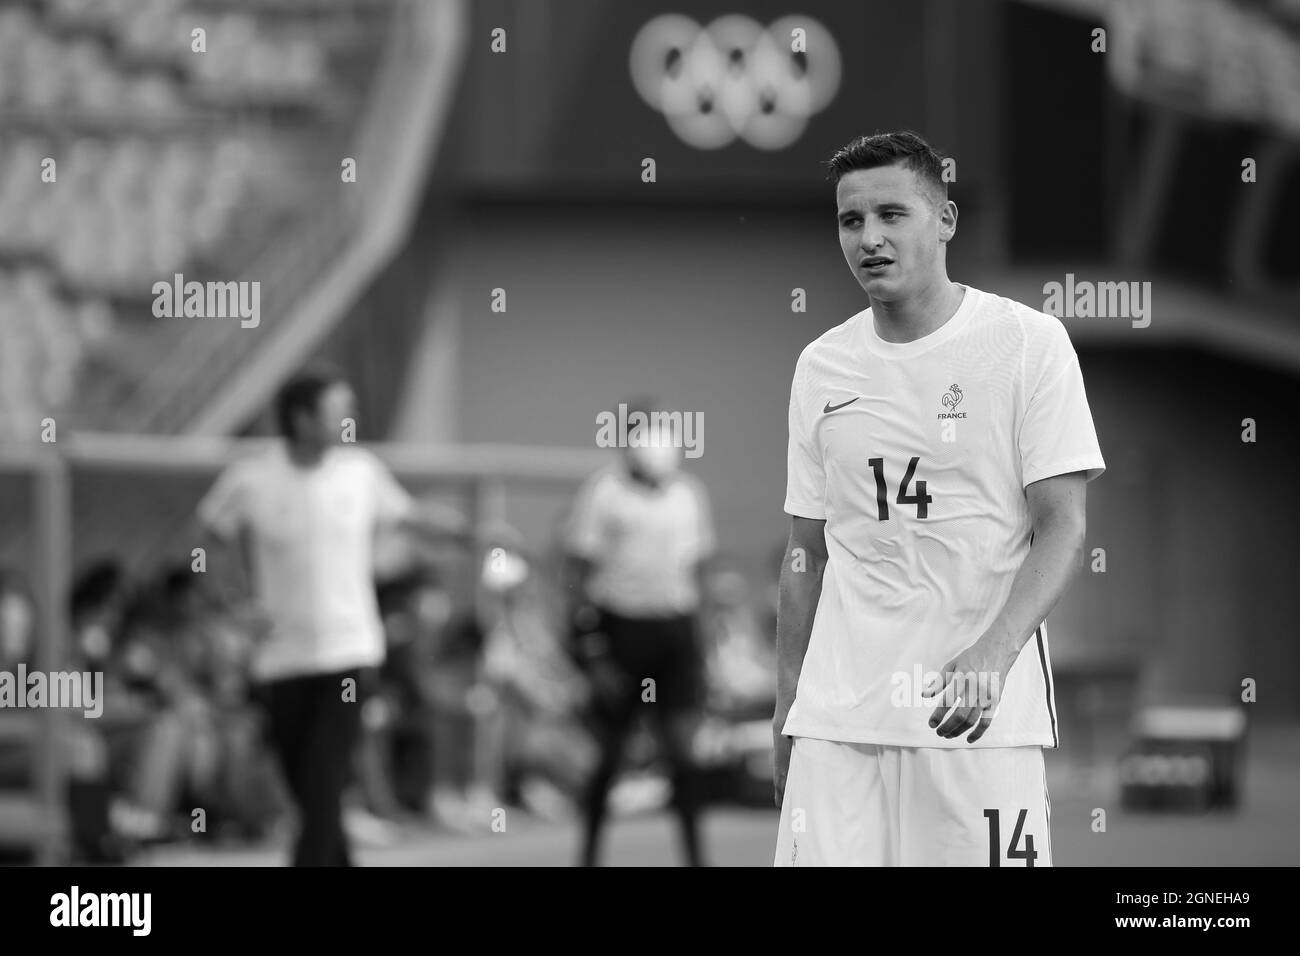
top-left (983, 808), bottom-right (1038, 867)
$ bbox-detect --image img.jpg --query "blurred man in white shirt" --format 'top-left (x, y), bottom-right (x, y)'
top-left (197, 363), bottom-right (469, 866)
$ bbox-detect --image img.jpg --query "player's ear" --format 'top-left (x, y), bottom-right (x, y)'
top-left (938, 200), bottom-right (958, 243)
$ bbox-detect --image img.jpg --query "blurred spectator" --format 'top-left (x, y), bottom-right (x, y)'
top-left (0, 570), bottom-right (37, 797)
top-left (104, 578), bottom-right (220, 841)
top-left (0, 570), bottom-right (34, 669)
top-left (54, 558), bottom-right (281, 856)
top-left (0, 560), bottom-right (136, 863)
top-left (475, 542), bottom-right (595, 822)
top-left (420, 580), bottom-right (492, 832)
top-left (698, 555), bottom-right (776, 716)
top-left (144, 565), bottom-right (283, 841)
top-left (358, 564), bottom-right (451, 822)
top-left (68, 558), bottom-right (128, 669)
top-left (371, 536), bottom-right (598, 834)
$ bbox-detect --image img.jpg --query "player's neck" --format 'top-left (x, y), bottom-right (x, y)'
top-left (285, 440), bottom-right (327, 469)
top-left (870, 279), bottom-right (965, 344)
top-left (624, 463), bottom-right (664, 491)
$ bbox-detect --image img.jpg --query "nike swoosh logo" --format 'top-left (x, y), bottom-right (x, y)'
top-left (823, 398), bottom-right (860, 414)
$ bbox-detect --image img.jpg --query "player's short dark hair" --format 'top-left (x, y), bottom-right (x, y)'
top-left (826, 130), bottom-right (948, 204)
top-left (275, 362), bottom-right (349, 440)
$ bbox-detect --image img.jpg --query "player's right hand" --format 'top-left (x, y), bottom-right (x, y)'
top-left (772, 723), bottom-right (793, 808)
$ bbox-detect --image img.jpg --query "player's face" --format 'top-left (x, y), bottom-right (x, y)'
top-left (313, 382), bottom-right (357, 445)
top-left (836, 165), bottom-right (955, 302)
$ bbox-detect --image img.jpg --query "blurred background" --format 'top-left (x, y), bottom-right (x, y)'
top-left (0, 0), bottom-right (1298, 865)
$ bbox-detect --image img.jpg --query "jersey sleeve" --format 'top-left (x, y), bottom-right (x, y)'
top-left (566, 472), bottom-right (609, 560)
top-left (784, 350), bottom-right (827, 519)
top-left (688, 474), bottom-right (717, 563)
top-left (369, 452), bottom-right (416, 525)
top-left (196, 461), bottom-right (251, 541)
top-left (1018, 318), bottom-right (1107, 487)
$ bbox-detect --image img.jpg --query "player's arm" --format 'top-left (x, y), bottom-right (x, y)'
top-left (194, 463), bottom-right (274, 641)
top-left (386, 491), bottom-right (525, 556)
top-left (927, 471), bottom-right (1087, 741)
top-left (195, 521), bottom-right (273, 642)
top-left (560, 478), bottom-right (607, 666)
top-left (194, 464), bottom-right (252, 604)
top-left (395, 500), bottom-right (474, 544)
top-left (564, 552), bottom-right (595, 609)
top-left (693, 555), bottom-right (714, 617)
top-left (691, 479), bottom-right (719, 633)
top-left (369, 453), bottom-right (486, 546)
top-left (563, 552), bottom-right (603, 662)
top-left (773, 515), bottom-right (828, 804)
top-left (195, 525), bottom-right (231, 601)
top-left (1004, 470), bottom-right (1089, 649)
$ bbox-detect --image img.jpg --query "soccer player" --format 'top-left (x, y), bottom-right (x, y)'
top-left (565, 401), bottom-right (716, 867)
top-left (773, 131), bottom-right (1105, 867)
top-left (196, 363), bottom-right (472, 866)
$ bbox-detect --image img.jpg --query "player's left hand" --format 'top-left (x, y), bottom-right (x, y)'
top-left (921, 635), bottom-right (1015, 743)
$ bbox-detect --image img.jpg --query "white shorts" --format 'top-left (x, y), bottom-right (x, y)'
top-left (774, 737), bottom-right (1053, 867)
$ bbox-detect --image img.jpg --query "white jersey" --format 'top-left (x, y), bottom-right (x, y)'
top-left (782, 285), bottom-right (1105, 748)
top-left (567, 464), bottom-right (715, 617)
top-left (197, 443), bottom-right (415, 682)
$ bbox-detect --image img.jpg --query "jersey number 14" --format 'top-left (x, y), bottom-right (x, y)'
top-left (867, 456), bottom-right (932, 520)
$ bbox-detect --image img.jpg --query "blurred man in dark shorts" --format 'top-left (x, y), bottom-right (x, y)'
top-left (565, 400), bottom-right (715, 867)
top-left (196, 363), bottom-right (471, 866)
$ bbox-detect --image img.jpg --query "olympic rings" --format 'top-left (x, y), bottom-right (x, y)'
top-left (629, 13), bottom-right (842, 150)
